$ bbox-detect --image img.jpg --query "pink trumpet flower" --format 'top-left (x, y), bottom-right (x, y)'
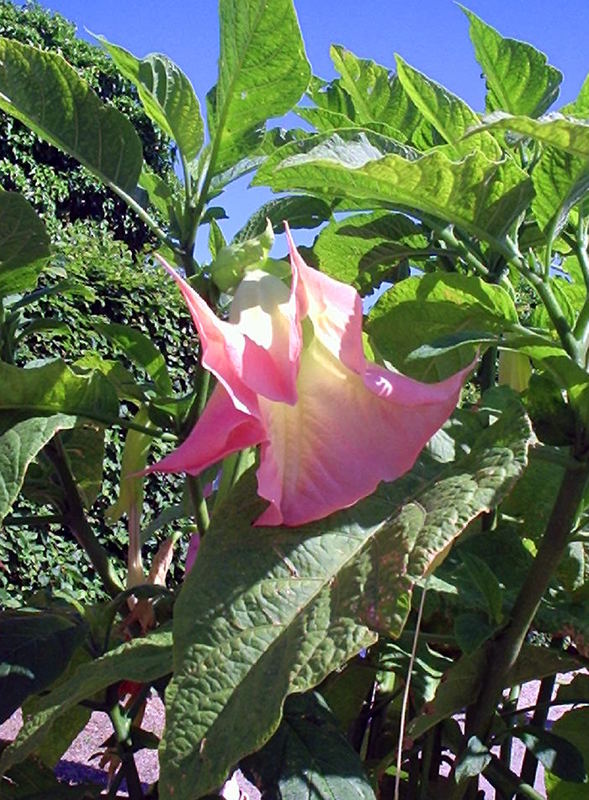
top-left (148, 227), bottom-right (473, 527)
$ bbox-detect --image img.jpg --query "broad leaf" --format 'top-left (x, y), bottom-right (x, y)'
top-left (242, 691), bottom-right (376, 800)
top-left (366, 272), bottom-right (519, 379)
top-left (92, 321), bottom-right (173, 397)
top-left (0, 190), bottom-right (50, 295)
top-left (313, 211), bottom-right (430, 294)
top-left (0, 360), bottom-right (119, 426)
top-left (208, 0), bottom-right (311, 175)
top-left (395, 55), bottom-right (500, 158)
top-left (0, 414), bottom-right (75, 526)
top-left (532, 147), bottom-right (589, 241)
top-left (0, 629), bottom-right (172, 772)
top-left (561, 74), bottom-right (589, 118)
top-left (0, 609), bottom-right (87, 724)
top-left (544, 709), bottom-right (589, 798)
top-left (234, 196), bottom-right (332, 242)
top-left (158, 403), bottom-right (531, 799)
top-left (512, 726), bottom-right (586, 783)
top-left (474, 112), bottom-right (589, 160)
top-left (0, 38), bottom-right (142, 194)
top-left (461, 7), bottom-right (562, 117)
top-left (1, 757), bottom-right (101, 799)
top-left (255, 138), bottom-right (533, 244)
top-left (98, 38), bottom-right (204, 161)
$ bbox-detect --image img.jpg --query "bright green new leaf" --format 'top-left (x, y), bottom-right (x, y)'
top-left (92, 321), bottom-right (173, 397)
top-left (158, 404), bottom-right (530, 799)
top-left (461, 6), bottom-right (562, 117)
top-left (255, 137), bottom-right (533, 244)
top-left (241, 692), bottom-right (376, 800)
top-left (0, 414), bottom-right (75, 527)
top-left (0, 629), bottom-right (172, 773)
top-left (98, 38), bottom-right (204, 161)
top-left (208, 0), bottom-right (311, 175)
top-left (395, 55), bottom-right (500, 158)
top-left (0, 608), bottom-right (87, 724)
top-left (330, 45), bottom-right (399, 127)
top-left (0, 190), bottom-right (50, 295)
top-left (366, 272), bottom-right (519, 379)
top-left (313, 211), bottom-right (430, 294)
top-left (561, 74), bottom-right (589, 118)
top-left (0, 360), bottom-right (119, 426)
top-left (0, 38), bottom-right (142, 194)
top-left (209, 219), bottom-right (274, 292)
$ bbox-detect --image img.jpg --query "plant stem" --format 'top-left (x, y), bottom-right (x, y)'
top-left (452, 461), bottom-right (589, 798)
top-left (45, 437), bottom-right (124, 598)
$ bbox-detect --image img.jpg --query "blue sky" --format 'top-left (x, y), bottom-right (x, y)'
top-left (23, 1), bottom-right (589, 257)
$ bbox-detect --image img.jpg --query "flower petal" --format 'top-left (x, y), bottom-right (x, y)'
top-left (255, 337), bottom-right (471, 527)
top-left (147, 384), bottom-right (264, 476)
top-left (158, 256), bottom-right (299, 405)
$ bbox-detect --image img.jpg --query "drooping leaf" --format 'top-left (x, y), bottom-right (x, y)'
top-left (313, 211), bottom-right (430, 294)
top-left (512, 725), bottom-right (586, 783)
top-left (395, 55), bottom-right (500, 158)
top-left (0, 629), bottom-right (172, 772)
top-left (1, 757), bottom-right (101, 799)
top-left (0, 38), bottom-right (142, 194)
top-left (0, 414), bottom-right (75, 526)
top-left (98, 37), bottom-right (204, 161)
top-left (0, 360), bottom-right (119, 426)
top-left (233, 196), bottom-right (332, 243)
top-left (532, 147), bottom-right (589, 242)
top-left (474, 112), bottom-right (589, 160)
top-left (0, 608), bottom-right (87, 724)
top-left (106, 406), bottom-right (153, 523)
top-left (0, 190), bottom-right (50, 295)
top-left (158, 403), bottom-right (531, 799)
top-left (255, 137), bottom-right (533, 244)
top-left (92, 321), bottom-right (173, 397)
top-left (241, 691), bottom-right (376, 800)
top-left (366, 272), bottom-right (519, 379)
top-left (461, 6), bottom-right (562, 117)
top-left (208, 0), bottom-right (311, 175)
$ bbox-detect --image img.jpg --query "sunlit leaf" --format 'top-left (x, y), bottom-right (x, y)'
top-left (461, 6), bottom-right (562, 117)
top-left (0, 38), bottom-right (142, 193)
top-left (158, 403), bottom-right (530, 799)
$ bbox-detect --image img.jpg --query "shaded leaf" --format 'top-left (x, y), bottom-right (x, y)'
top-left (1, 756), bottom-right (101, 798)
top-left (158, 403), bottom-right (531, 798)
top-left (0, 38), bottom-right (142, 193)
top-left (242, 691), bottom-right (376, 800)
top-left (512, 725), bottom-right (586, 782)
top-left (234, 196), bottom-right (332, 243)
top-left (461, 6), bottom-right (562, 117)
top-left (0, 190), bottom-right (50, 295)
top-left (99, 37), bottom-right (203, 161)
top-left (0, 629), bottom-right (172, 772)
top-left (474, 112), bottom-right (589, 160)
top-left (0, 609), bottom-right (87, 724)
top-left (0, 414), bottom-right (75, 526)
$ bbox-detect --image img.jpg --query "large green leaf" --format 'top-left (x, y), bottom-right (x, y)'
top-left (254, 138), bottom-right (533, 243)
top-left (0, 414), bottom-right (75, 526)
top-left (475, 112), bottom-right (589, 160)
top-left (242, 691), bottom-right (376, 800)
top-left (0, 190), bottom-right (50, 295)
top-left (208, 0), bottom-right (311, 175)
top-left (1, 757), bottom-right (101, 799)
top-left (366, 272), bottom-right (519, 380)
top-left (561, 74), bottom-right (589, 118)
top-left (0, 608), bottom-right (87, 724)
top-left (461, 7), bottom-right (562, 117)
top-left (0, 629), bottom-right (172, 772)
top-left (314, 211), bottom-right (430, 294)
top-left (0, 38), bottom-right (142, 194)
top-left (395, 55), bottom-right (500, 158)
top-left (98, 38), bottom-right (204, 162)
top-left (158, 403), bottom-right (531, 799)
top-left (0, 360), bottom-right (119, 426)
top-left (233, 195), bottom-right (332, 242)
top-left (545, 708), bottom-right (589, 799)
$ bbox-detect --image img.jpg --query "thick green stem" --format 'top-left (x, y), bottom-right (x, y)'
top-left (455, 462), bottom-right (588, 790)
top-left (46, 438), bottom-right (123, 598)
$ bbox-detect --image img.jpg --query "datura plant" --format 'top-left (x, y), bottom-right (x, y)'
top-left (0, 2), bottom-right (588, 800)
